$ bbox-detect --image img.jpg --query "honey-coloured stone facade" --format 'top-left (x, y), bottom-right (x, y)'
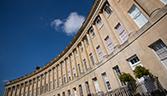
top-left (4, 0), bottom-right (167, 96)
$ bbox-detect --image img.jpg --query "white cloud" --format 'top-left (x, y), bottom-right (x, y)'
top-left (51, 12), bottom-right (85, 35)
top-left (51, 19), bottom-right (63, 30)
top-left (63, 12), bottom-right (85, 35)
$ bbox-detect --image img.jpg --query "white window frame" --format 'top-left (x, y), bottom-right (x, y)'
top-left (79, 85), bottom-right (83, 96)
top-left (85, 81), bottom-right (91, 95)
top-left (149, 39), bottom-right (167, 69)
top-left (68, 71), bottom-right (71, 81)
top-left (78, 64), bottom-right (82, 74)
top-left (73, 88), bottom-right (77, 96)
top-left (89, 27), bottom-right (95, 39)
top-left (115, 23), bottom-right (128, 44)
top-left (101, 72), bottom-right (112, 91)
top-left (127, 55), bottom-right (142, 70)
top-left (92, 78), bottom-right (101, 92)
top-left (89, 53), bottom-right (95, 65)
top-left (95, 16), bottom-right (103, 29)
top-left (72, 67), bottom-right (77, 77)
top-left (103, 2), bottom-right (112, 17)
top-left (160, 0), bottom-right (167, 5)
top-left (104, 36), bottom-right (114, 53)
top-left (68, 90), bottom-right (71, 96)
top-left (112, 65), bottom-right (125, 86)
top-left (128, 4), bottom-right (148, 28)
top-left (83, 59), bottom-right (88, 70)
top-left (96, 45), bottom-right (104, 61)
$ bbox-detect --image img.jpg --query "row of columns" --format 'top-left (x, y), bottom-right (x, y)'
top-left (5, 3), bottom-right (123, 95)
top-left (5, 29), bottom-right (106, 96)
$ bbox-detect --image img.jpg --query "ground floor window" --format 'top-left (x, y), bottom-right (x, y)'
top-left (127, 54), bottom-right (142, 70)
top-left (79, 85), bottom-right (83, 96)
top-left (101, 72), bottom-right (112, 91)
top-left (113, 65), bottom-right (125, 86)
top-left (85, 81), bottom-right (91, 95)
top-left (92, 77), bottom-right (101, 93)
top-left (149, 39), bottom-right (167, 69)
top-left (68, 90), bottom-right (71, 96)
top-left (73, 87), bottom-right (77, 96)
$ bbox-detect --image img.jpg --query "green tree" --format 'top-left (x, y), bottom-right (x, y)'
top-left (134, 66), bottom-right (150, 79)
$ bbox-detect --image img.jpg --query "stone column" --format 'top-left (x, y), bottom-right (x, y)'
top-left (86, 33), bottom-right (99, 63)
top-left (7, 88), bottom-right (10, 96)
top-left (56, 65), bottom-right (59, 87)
top-left (82, 40), bottom-right (92, 69)
top-left (36, 77), bottom-right (39, 96)
top-left (23, 82), bottom-right (26, 96)
top-left (76, 46), bottom-right (85, 73)
top-left (60, 63), bottom-right (63, 85)
top-left (64, 59), bottom-right (68, 82)
top-left (31, 79), bottom-right (35, 96)
top-left (69, 55), bottom-right (74, 80)
top-left (27, 81), bottom-right (31, 96)
top-left (16, 85), bottom-right (20, 96)
top-left (40, 75), bottom-right (43, 95)
top-left (99, 13), bottom-right (119, 47)
top-left (14, 86), bottom-right (17, 96)
top-left (65, 58), bottom-right (69, 82)
top-left (20, 84), bottom-right (23, 96)
top-left (10, 87), bottom-right (13, 96)
top-left (10, 86), bottom-right (14, 96)
top-left (19, 84), bottom-right (22, 96)
top-left (92, 24), bottom-right (108, 56)
top-left (8, 88), bottom-right (12, 96)
top-left (52, 67), bottom-right (55, 89)
top-left (44, 73), bottom-right (47, 93)
top-left (73, 51), bottom-right (79, 77)
top-left (48, 70), bottom-right (51, 91)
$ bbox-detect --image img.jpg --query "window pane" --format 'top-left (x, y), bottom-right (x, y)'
top-left (95, 16), bottom-right (103, 28)
top-left (115, 23), bottom-right (128, 44)
top-left (79, 85), bottom-right (83, 96)
top-left (89, 53), bottom-right (95, 65)
top-left (93, 78), bottom-right (101, 92)
top-left (78, 64), bottom-right (82, 73)
top-left (161, 0), bottom-right (167, 4)
top-left (83, 59), bottom-right (88, 70)
top-left (85, 81), bottom-right (91, 95)
top-left (104, 36), bottom-right (114, 53)
top-left (128, 4), bottom-right (148, 28)
top-left (102, 73), bottom-right (112, 91)
top-left (128, 55), bottom-right (141, 70)
top-left (96, 45), bottom-right (104, 61)
top-left (68, 90), bottom-right (71, 96)
top-left (113, 65), bottom-right (125, 85)
top-left (103, 2), bottom-right (112, 17)
top-left (89, 27), bottom-right (95, 38)
top-left (150, 40), bottom-right (167, 69)
top-left (135, 13), bottom-right (148, 28)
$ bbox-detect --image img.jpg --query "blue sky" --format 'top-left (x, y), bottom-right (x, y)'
top-left (0, 0), bottom-right (94, 95)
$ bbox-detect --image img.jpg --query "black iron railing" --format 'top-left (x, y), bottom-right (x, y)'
top-left (91, 76), bottom-right (166, 96)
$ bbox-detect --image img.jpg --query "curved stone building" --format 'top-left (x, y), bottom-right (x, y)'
top-left (4, 0), bottom-right (167, 96)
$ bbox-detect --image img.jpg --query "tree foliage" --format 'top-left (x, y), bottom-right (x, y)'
top-left (119, 73), bottom-right (136, 82)
top-left (134, 66), bottom-right (150, 78)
